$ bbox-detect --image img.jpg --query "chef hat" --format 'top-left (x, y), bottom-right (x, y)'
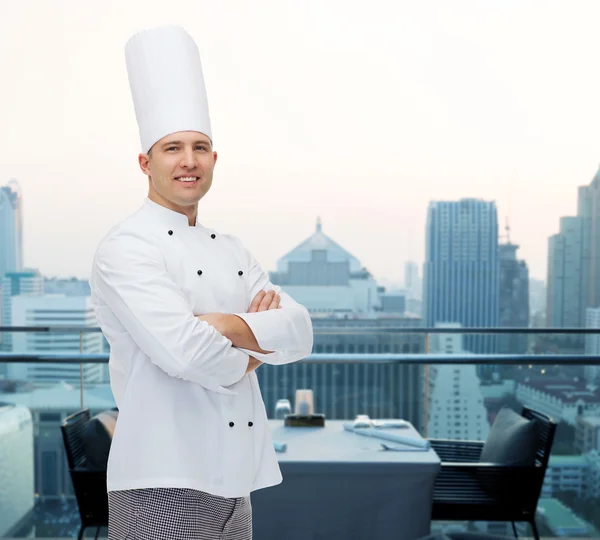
top-left (125, 25), bottom-right (212, 154)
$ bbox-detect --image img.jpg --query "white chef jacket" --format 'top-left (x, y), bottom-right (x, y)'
top-left (89, 198), bottom-right (313, 498)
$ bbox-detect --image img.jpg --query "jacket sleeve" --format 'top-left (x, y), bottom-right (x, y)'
top-left (232, 239), bottom-right (313, 365)
top-left (90, 232), bottom-right (249, 394)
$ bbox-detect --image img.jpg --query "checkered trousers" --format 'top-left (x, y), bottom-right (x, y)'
top-left (108, 488), bottom-right (252, 540)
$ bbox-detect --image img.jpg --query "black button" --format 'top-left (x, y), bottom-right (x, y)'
top-left (197, 270), bottom-right (203, 276)
top-left (211, 234), bottom-right (216, 239)
top-left (238, 271), bottom-right (244, 276)
top-left (248, 421), bottom-right (253, 427)
top-left (229, 421), bottom-right (235, 427)
top-left (168, 230), bottom-right (173, 236)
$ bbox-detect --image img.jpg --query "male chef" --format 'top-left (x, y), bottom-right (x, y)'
top-left (89, 25), bottom-right (313, 540)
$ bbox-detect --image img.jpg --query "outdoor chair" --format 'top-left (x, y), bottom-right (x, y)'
top-left (428, 406), bottom-right (556, 540)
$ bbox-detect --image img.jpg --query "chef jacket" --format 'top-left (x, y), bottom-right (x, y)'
top-left (89, 198), bottom-right (313, 498)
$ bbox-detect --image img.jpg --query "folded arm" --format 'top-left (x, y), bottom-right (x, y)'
top-left (230, 238), bottom-right (314, 365)
top-left (196, 291), bottom-right (280, 353)
top-left (90, 232), bottom-right (250, 394)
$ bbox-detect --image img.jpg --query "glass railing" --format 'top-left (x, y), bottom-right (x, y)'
top-left (1, 326), bottom-right (600, 538)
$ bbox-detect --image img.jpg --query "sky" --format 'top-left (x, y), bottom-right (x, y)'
top-left (2, 0), bottom-right (600, 286)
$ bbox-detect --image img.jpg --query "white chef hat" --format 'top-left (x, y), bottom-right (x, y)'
top-left (125, 25), bottom-right (212, 154)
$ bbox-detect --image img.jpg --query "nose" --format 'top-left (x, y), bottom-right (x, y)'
top-left (180, 147), bottom-right (197, 169)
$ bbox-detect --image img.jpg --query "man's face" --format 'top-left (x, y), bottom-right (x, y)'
top-left (138, 131), bottom-right (217, 211)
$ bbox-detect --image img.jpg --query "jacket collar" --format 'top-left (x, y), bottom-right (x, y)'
top-left (143, 198), bottom-right (204, 230)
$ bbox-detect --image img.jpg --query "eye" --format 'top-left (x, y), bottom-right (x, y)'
top-left (166, 146), bottom-right (178, 152)
top-left (195, 145), bottom-right (208, 151)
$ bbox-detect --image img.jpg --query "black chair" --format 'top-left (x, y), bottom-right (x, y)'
top-left (61, 409), bottom-right (109, 540)
top-left (429, 407), bottom-right (557, 540)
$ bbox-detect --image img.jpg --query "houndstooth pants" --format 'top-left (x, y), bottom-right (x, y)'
top-left (108, 488), bottom-right (252, 540)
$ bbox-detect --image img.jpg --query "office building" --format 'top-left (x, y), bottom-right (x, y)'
top-left (1, 270), bottom-right (44, 353)
top-left (270, 218), bottom-right (380, 314)
top-left (427, 323), bottom-right (490, 440)
top-left (0, 180), bottom-right (23, 281)
top-left (423, 199), bottom-right (500, 353)
top-left (9, 295), bottom-right (104, 385)
top-left (498, 242), bottom-right (529, 354)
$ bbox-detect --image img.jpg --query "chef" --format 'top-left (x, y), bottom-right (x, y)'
top-left (89, 25), bottom-right (313, 540)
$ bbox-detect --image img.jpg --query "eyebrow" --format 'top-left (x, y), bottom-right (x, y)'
top-left (161, 140), bottom-right (212, 149)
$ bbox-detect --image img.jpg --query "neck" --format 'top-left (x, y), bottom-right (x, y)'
top-left (148, 191), bottom-right (198, 226)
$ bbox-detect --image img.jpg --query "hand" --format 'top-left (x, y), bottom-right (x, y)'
top-left (246, 356), bottom-right (262, 374)
top-left (248, 290), bottom-right (281, 313)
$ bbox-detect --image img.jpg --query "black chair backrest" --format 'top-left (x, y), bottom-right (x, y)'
top-left (522, 406), bottom-right (557, 469)
top-left (61, 408), bottom-right (91, 469)
top-left (521, 406), bottom-right (557, 511)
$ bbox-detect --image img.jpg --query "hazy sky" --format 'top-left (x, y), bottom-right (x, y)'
top-left (2, 0), bottom-right (600, 286)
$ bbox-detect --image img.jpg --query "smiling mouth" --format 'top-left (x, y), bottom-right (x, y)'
top-left (174, 176), bottom-right (200, 183)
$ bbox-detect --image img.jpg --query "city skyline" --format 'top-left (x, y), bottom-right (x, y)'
top-left (4, 1), bottom-right (600, 283)
top-left (0, 176), bottom-right (547, 291)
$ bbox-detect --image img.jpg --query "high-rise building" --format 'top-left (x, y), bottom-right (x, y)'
top-left (423, 199), bottom-right (500, 353)
top-left (404, 261), bottom-right (422, 315)
top-left (584, 307), bottom-right (600, 384)
top-left (578, 174), bottom-right (598, 311)
top-left (270, 218), bottom-right (380, 314)
top-left (404, 261), bottom-right (420, 297)
top-left (9, 295), bottom-right (104, 385)
top-left (427, 323), bottom-right (490, 440)
top-left (0, 180), bottom-right (24, 281)
top-left (546, 169), bottom-right (600, 330)
top-left (529, 278), bottom-right (547, 326)
top-left (498, 243), bottom-right (529, 354)
top-left (1, 270), bottom-right (44, 353)
top-left (547, 217), bottom-right (586, 328)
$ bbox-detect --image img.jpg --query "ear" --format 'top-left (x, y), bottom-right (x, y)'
top-left (138, 153), bottom-right (151, 176)
top-left (213, 151), bottom-right (218, 166)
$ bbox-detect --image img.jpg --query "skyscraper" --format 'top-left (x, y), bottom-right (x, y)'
top-left (423, 199), bottom-right (500, 353)
top-left (427, 323), bottom-right (490, 441)
top-left (498, 242), bottom-right (529, 354)
top-left (584, 307), bottom-right (600, 384)
top-left (1, 270), bottom-right (44, 352)
top-left (546, 217), bottom-right (585, 328)
top-left (547, 169), bottom-right (600, 330)
top-left (404, 261), bottom-right (422, 315)
top-left (0, 180), bottom-right (24, 281)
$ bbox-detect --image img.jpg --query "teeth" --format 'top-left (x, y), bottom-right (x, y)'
top-left (176, 177), bottom-right (198, 182)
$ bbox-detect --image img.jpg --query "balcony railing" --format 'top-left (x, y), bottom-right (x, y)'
top-left (0, 327), bottom-right (599, 538)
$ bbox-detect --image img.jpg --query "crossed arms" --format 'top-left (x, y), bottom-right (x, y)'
top-left (90, 233), bottom-right (313, 394)
top-left (196, 289), bottom-right (282, 374)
